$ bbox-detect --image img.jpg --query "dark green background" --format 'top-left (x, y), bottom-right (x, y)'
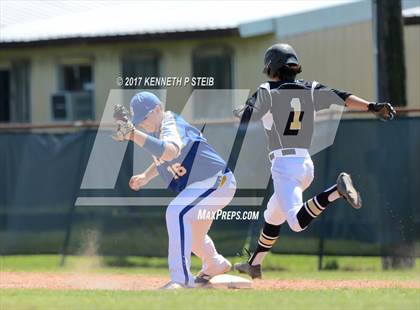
top-left (0, 117), bottom-right (418, 257)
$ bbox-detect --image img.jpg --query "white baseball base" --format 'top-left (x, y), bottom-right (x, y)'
top-left (209, 274), bottom-right (252, 289)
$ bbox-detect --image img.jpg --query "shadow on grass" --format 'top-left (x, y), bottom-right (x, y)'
top-left (263, 266), bottom-right (288, 272)
top-left (102, 256), bottom-right (167, 268)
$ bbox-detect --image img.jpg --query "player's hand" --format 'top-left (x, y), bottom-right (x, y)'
top-left (233, 106), bottom-right (245, 119)
top-left (129, 174), bottom-right (149, 191)
top-left (233, 92), bottom-right (257, 119)
top-left (112, 104), bottom-right (135, 141)
top-left (368, 102), bottom-right (396, 122)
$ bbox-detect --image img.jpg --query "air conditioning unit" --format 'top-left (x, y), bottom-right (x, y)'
top-left (51, 91), bottom-right (94, 121)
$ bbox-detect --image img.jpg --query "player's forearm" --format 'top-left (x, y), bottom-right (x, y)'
top-left (144, 162), bottom-right (159, 181)
top-left (126, 129), bottom-right (146, 145)
top-left (234, 102), bottom-right (268, 121)
top-left (126, 130), bottom-right (178, 161)
top-left (344, 95), bottom-right (370, 111)
top-left (344, 96), bottom-right (396, 121)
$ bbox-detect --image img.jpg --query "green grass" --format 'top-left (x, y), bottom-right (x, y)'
top-left (1, 254), bottom-right (419, 309)
top-left (1, 254), bottom-right (419, 279)
top-left (1, 288), bottom-right (419, 310)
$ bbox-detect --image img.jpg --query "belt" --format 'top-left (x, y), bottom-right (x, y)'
top-left (269, 148), bottom-right (309, 161)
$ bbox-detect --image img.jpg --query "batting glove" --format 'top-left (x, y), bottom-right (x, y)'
top-left (368, 102), bottom-right (396, 122)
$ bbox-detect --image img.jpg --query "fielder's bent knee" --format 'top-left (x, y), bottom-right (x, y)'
top-left (263, 209), bottom-right (286, 226)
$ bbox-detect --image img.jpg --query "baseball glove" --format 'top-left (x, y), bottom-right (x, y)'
top-left (112, 104), bottom-right (135, 141)
top-left (368, 102), bottom-right (396, 121)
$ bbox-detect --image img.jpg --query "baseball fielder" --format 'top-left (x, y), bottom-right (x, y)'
top-left (233, 43), bottom-right (396, 279)
top-left (113, 92), bottom-right (236, 289)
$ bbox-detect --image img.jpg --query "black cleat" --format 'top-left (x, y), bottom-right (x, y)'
top-left (194, 273), bottom-right (212, 288)
top-left (337, 172), bottom-right (362, 209)
top-left (233, 262), bottom-right (262, 279)
top-left (194, 258), bottom-right (232, 288)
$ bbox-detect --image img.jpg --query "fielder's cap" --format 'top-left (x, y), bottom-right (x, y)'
top-left (130, 92), bottom-right (160, 125)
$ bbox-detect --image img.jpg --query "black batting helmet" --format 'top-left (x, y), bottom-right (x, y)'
top-left (262, 43), bottom-right (299, 75)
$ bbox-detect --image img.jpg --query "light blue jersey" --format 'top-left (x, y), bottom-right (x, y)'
top-left (152, 112), bottom-right (228, 192)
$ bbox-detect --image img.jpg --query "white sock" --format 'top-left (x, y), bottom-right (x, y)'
top-left (250, 251), bottom-right (268, 266)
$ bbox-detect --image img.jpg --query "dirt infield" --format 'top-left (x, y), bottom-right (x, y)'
top-left (1, 272), bottom-right (419, 290)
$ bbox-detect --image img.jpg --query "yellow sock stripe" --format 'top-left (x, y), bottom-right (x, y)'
top-left (258, 240), bottom-right (273, 248)
top-left (259, 235), bottom-right (277, 246)
top-left (262, 232), bottom-right (278, 240)
top-left (307, 199), bottom-right (323, 216)
top-left (304, 202), bottom-right (317, 218)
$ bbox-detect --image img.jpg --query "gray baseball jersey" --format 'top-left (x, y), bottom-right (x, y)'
top-left (246, 79), bottom-right (351, 151)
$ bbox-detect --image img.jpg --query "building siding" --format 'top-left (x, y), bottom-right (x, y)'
top-left (0, 22), bottom-right (418, 123)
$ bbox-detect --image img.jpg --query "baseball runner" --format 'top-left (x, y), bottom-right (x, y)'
top-left (233, 43), bottom-right (396, 279)
top-left (113, 92), bottom-right (236, 289)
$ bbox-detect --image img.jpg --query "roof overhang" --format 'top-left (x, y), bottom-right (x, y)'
top-left (239, 0), bottom-right (419, 38)
top-left (0, 28), bottom-right (239, 49)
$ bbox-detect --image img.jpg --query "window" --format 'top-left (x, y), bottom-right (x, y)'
top-left (52, 64), bottom-right (94, 121)
top-left (121, 52), bottom-right (160, 89)
top-left (192, 46), bottom-right (233, 119)
top-left (0, 70), bottom-right (10, 122)
top-left (1, 61), bottom-right (31, 123)
top-left (59, 65), bottom-right (93, 92)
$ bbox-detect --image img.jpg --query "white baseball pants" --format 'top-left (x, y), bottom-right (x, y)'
top-left (165, 170), bottom-right (236, 286)
top-left (264, 152), bottom-right (315, 232)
